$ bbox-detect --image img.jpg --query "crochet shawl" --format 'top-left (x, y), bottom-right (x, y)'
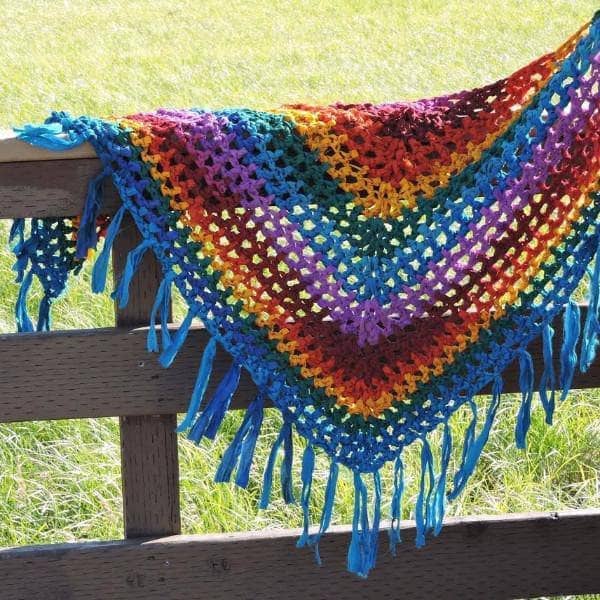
top-left (8, 12), bottom-right (600, 577)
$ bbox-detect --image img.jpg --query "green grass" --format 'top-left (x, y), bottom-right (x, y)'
top-left (0, 1), bottom-right (599, 597)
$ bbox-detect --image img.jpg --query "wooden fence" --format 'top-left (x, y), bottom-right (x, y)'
top-left (0, 133), bottom-right (599, 599)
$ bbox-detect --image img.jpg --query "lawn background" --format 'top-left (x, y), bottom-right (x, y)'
top-left (0, 1), bottom-right (599, 598)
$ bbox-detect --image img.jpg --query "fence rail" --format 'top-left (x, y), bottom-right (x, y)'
top-left (0, 132), bottom-right (598, 599)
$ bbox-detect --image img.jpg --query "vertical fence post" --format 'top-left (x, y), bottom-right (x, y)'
top-left (112, 215), bottom-right (181, 537)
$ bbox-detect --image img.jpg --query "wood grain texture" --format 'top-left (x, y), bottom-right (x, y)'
top-left (0, 130), bottom-right (96, 163)
top-left (0, 158), bottom-right (120, 218)
top-left (0, 510), bottom-right (598, 600)
top-left (113, 215), bottom-right (181, 538)
top-left (0, 307), bottom-right (596, 423)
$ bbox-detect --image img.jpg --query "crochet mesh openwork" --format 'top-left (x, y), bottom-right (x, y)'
top-left (10, 12), bottom-right (600, 577)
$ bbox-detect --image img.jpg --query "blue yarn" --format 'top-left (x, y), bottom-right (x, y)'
top-left (75, 167), bottom-right (110, 259)
top-left (347, 471), bottom-right (368, 577)
top-left (559, 299), bottom-right (581, 400)
top-left (259, 419), bottom-right (294, 509)
top-left (515, 349), bottom-right (534, 449)
top-left (147, 272), bottom-right (175, 353)
top-left (176, 337), bottom-right (217, 433)
top-left (187, 362), bottom-right (241, 442)
top-left (415, 437), bottom-right (435, 548)
top-left (15, 269), bottom-right (34, 333)
top-left (432, 423), bottom-right (452, 536)
top-left (347, 470), bottom-right (380, 578)
top-left (91, 205), bottom-right (127, 294)
top-left (539, 322), bottom-right (556, 425)
top-left (448, 377), bottom-right (502, 501)
top-left (159, 309), bottom-right (196, 368)
top-left (14, 122), bottom-right (87, 151)
top-left (580, 241), bottom-right (600, 372)
top-left (312, 459), bottom-right (339, 565)
top-left (214, 393), bottom-right (264, 487)
top-left (36, 295), bottom-right (52, 332)
top-left (9, 219), bottom-right (24, 246)
top-left (296, 443), bottom-right (315, 548)
top-left (280, 421), bottom-right (295, 504)
top-left (111, 238), bottom-right (153, 308)
top-left (388, 453), bottom-right (404, 556)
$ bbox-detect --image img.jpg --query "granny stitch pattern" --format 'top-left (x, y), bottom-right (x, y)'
top-left (9, 12), bottom-right (600, 576)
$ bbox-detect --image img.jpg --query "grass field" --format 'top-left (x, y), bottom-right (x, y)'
top-left (1, 1), bottom-right (599, 598)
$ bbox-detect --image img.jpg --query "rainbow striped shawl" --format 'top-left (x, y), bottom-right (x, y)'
top-left (9, 12), bottom-right (600, 576)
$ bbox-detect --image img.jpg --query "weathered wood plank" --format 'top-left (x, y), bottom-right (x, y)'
top-left (0, 306), bottom-right (598, 422)
top-left (0, 158), bottom-right (120, 218)
top-left (0, 326), bottom-right (255, 422)
top-left (113, 215), bottom-right (181, 538)
top-left (0, 130), bottom-right (96, 163)
top-left (0, 510), bottom-right (599, 600)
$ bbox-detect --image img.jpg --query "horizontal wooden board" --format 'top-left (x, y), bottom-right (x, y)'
top-left (0, 158), bottom-right (120, 218)
top-left (0, 306), bottom-right (598, 422)
top-left (0, 325), bottom-right (256, 422)
top-left (1, 510), bottom-right (599, 600)
top-left (0, 130), bottom-right (96, 163)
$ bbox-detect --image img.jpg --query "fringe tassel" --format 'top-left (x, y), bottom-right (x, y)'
top-left (15, 269), bottom-right (34, 333)
top-left (296, 444), bottom-right (315, 548)
top-left (388, 453), bottom-right (404, 556)
top-left (214, 393), bottom-right (265, 488)
top-left (75, 167), bottom-right (110, 258)
top-left (187, 362), bottom-right (241, 442)
top-left (539, 322), bottom-right (556, 425)
top-left (559, 299), bottom-right (581, 400)
top-left (159, 309), bottom-right (196, 368)
top-left (91, 204), bottom-right (127, 293)
top-left (111, 238), bottom-right (153, 309)
top-left (176, 337), bottom-right (218, 433)
top-left (448, 376), bottom-right (502, 501)
top-left (147, 271), bottom-right (175, 353)
top-left (14, 120), bottom-right (87, 150)
top-left (312, 460), bottom-right (339, 565)
top-left (580, 241), bottom-right (600, 372)
top-left (347, 471), bottom-right (381, 578)
top-left (432, 423), bottom-right (452, 536)
top-left (9, 219), bottom-right (25, 247)
top-left (259, 419), bottom-right (295, 509)
top-left (515, 349), bottom-right (534, 449)
top-left (36, 294), bottom-right (52, 332)
top-left (415, 437), bottom-right (435, 548)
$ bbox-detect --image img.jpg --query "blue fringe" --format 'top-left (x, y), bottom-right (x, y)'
top-left (91, 204), bottom-right (127, 294)
top-left (448, 376), bottom-right (502, 501)
top-left (214, 393), bottom-right (265, 488)
top-left (187, 361), bottom-right (241, 442)
top-left (14, 121), bottom-right (87, 151)
top-left (9, 219), bottom-right (24, 246)
top-left (388, 453), bottom-right (404, 556)
top-left (159, 309), bottom-right (195, 368)
top-left (347, 471), bottom-right (381, 578)
top-left (15, 269), bottom-right (34, 333)
top-left (415, 437), bottom-right (435, 548)
top-left (147, 271), bottom-right (175, 353)
top-left (312, 460), bottom-right (339, 565)
top-left (37, 295), bottom-right (52, 332)
top-left (580, 241), bottom-right (600, 372)
top-left (176, 337), bottom-right (217, 433)
top-left (539, 322), bottom-right (556, 425)
top-left (259, 419), bottom-right (295, 509)
top-left (515, 349), bottom-right (534, 449)
top-left (559, 299), bottom-right (581, 400)
top-left (75, 167), bottom-right (110, 259)
top-left (111, 238), bottom-right (153, 309)
top-left (432, 423), bottom-right (452, 536)
top-left (296, 444), bottom-right (315, 548)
